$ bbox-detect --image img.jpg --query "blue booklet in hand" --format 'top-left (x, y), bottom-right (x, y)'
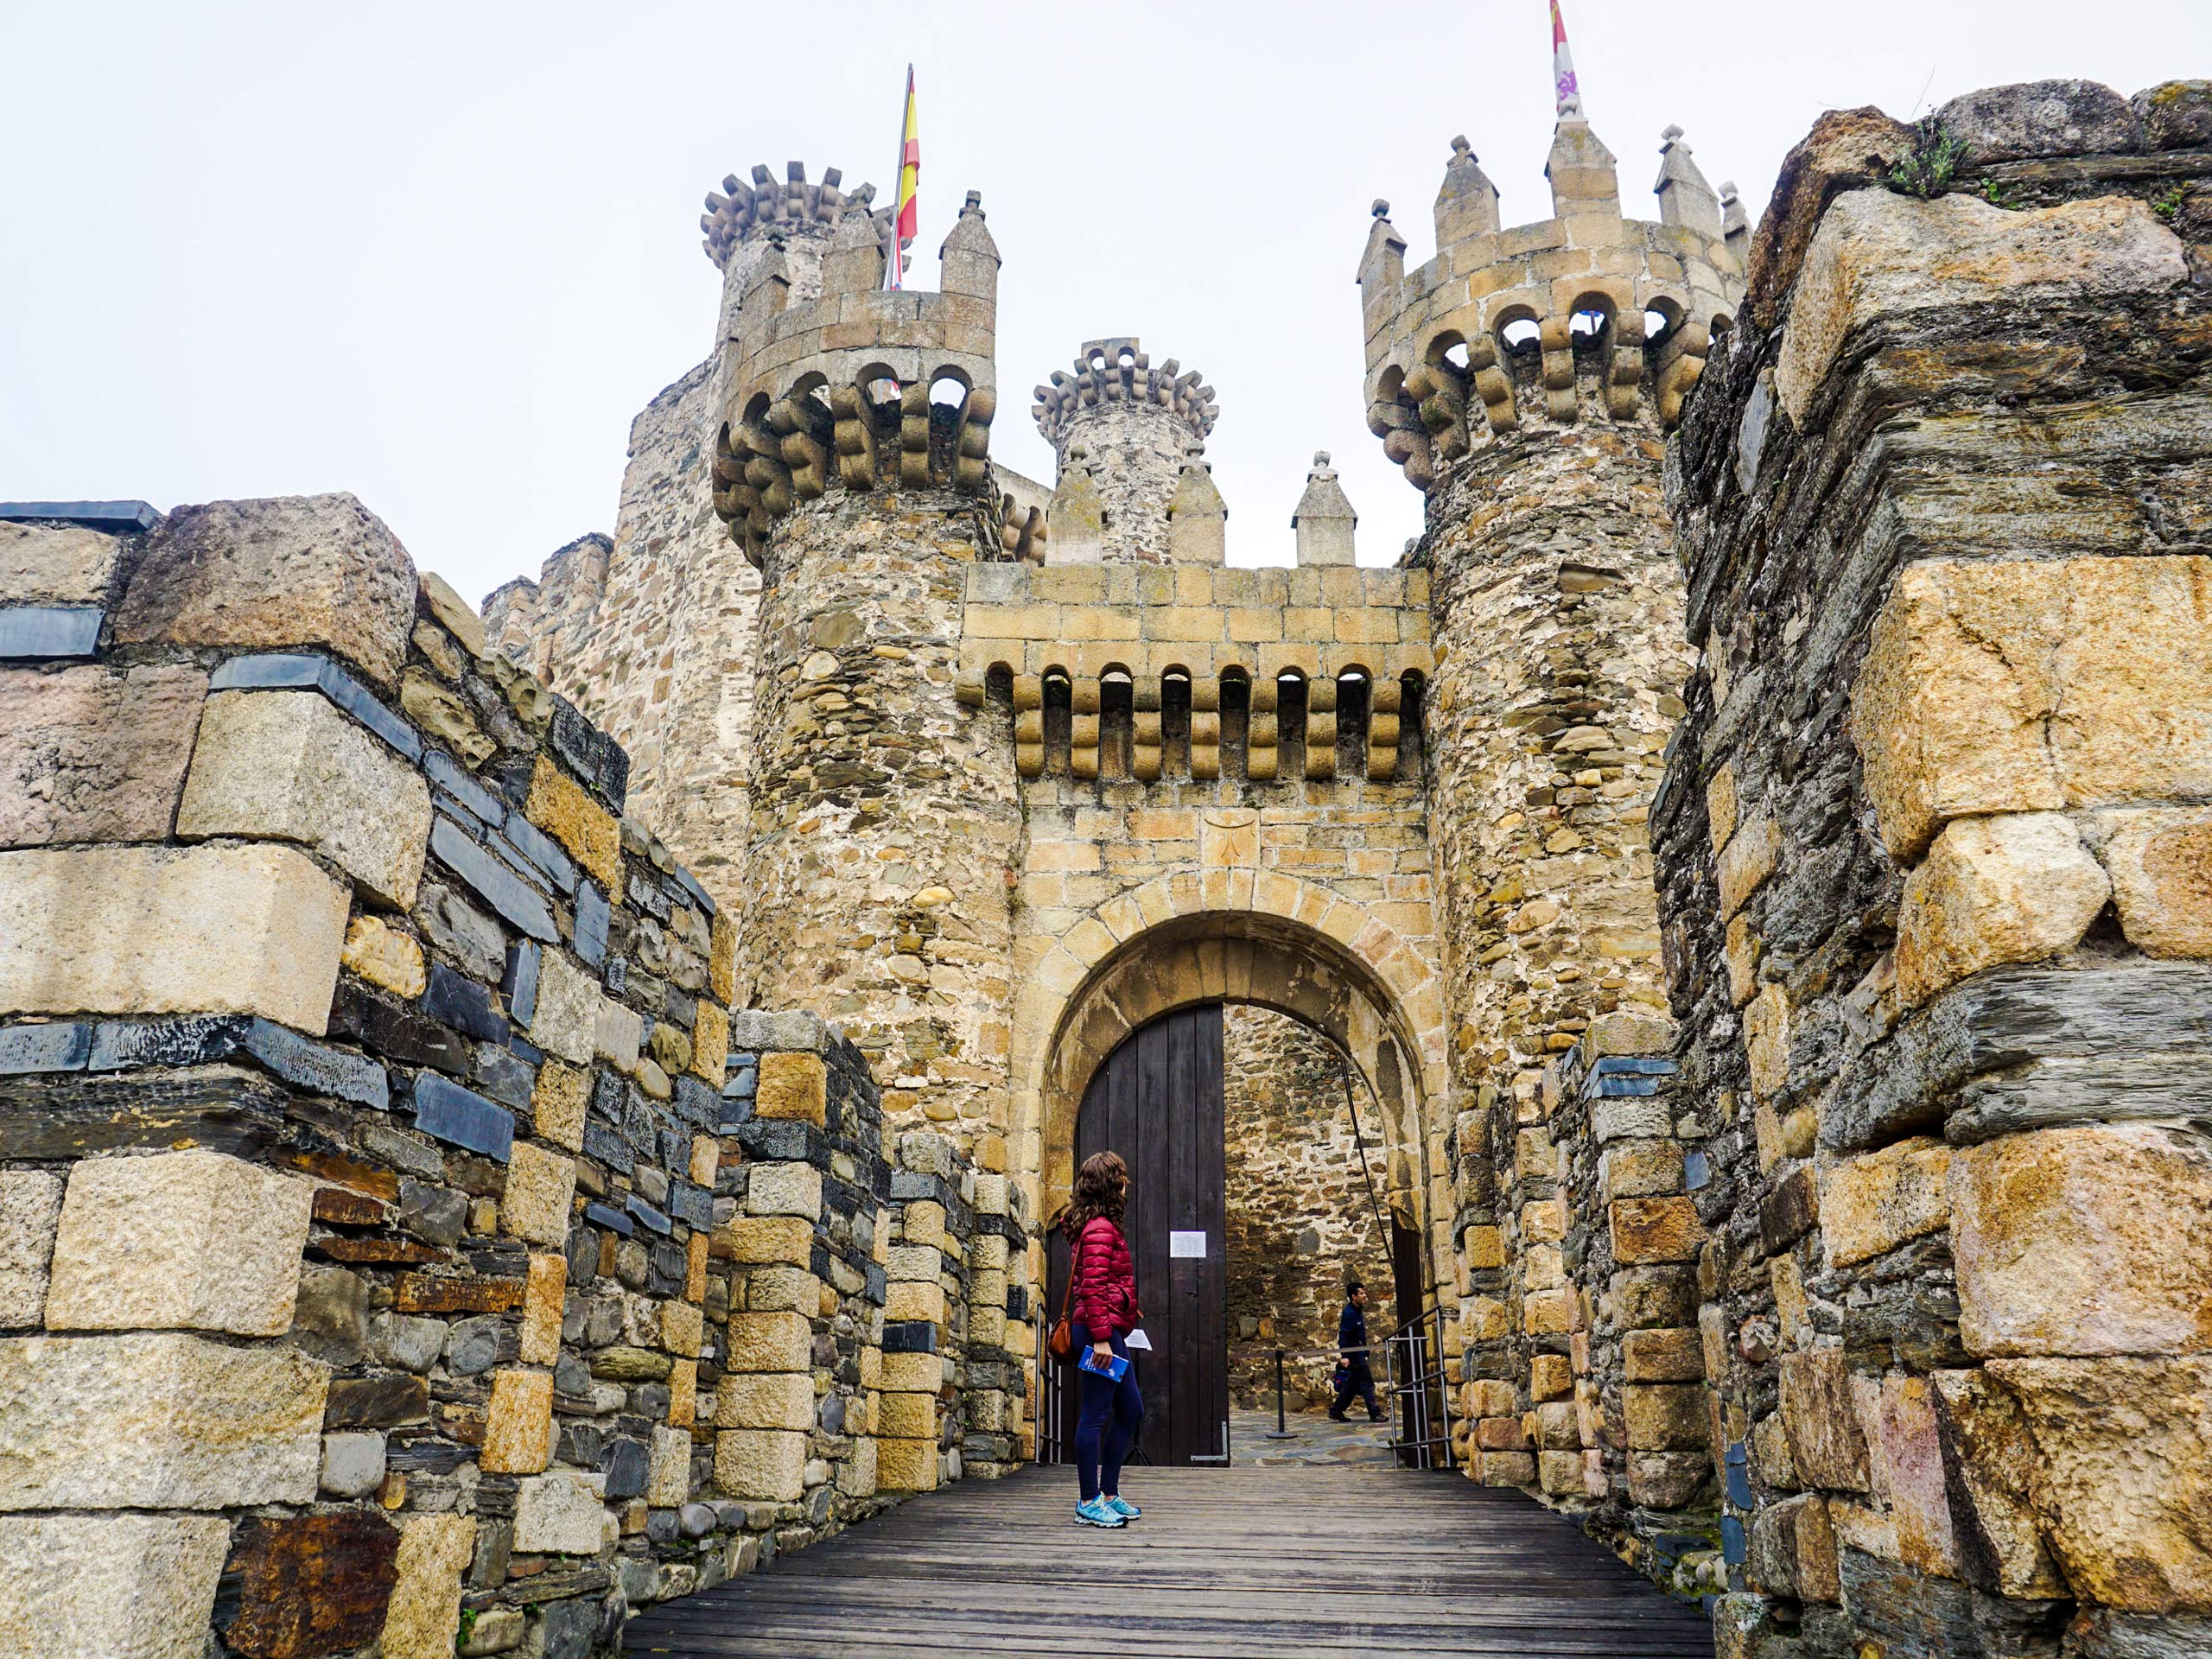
top-left (1078, 1348), bottom-right (1130, 1382)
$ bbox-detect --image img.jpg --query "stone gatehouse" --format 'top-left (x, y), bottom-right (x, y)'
top-left (3, 63), bottom-right (2209, 1659)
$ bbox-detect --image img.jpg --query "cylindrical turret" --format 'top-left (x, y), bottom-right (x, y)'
top-left (1032, 339), bottom-right (1221, 563)
top-left (724, 192), bottom-right (1022, 1155)
top-left (1358, 110), bottom-right (1745, 1512)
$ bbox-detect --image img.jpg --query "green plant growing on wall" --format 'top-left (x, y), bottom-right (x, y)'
top-left (1887, 118), bottom-right (1966, 199)
top-left (454, 1607), bottom-right (477, 1653)
top-left (2153, 184), bottom-right (2187, 224)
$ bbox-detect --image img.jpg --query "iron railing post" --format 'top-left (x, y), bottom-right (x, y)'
top-left (1265, 1347), bottom-right (1294, 1439)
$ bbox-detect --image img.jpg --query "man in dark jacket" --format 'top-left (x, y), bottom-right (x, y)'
top-left (1329, 1280), bottom-right (1387, 1423)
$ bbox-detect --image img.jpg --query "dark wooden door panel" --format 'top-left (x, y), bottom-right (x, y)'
top-left (1051, 1004), bottom-right (1227, 1468)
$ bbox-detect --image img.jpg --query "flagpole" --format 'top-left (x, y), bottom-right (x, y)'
top-left (886, 63), bottom-right (913, 291)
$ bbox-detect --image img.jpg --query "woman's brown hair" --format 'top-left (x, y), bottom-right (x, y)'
top-left (1058, 1150), bottom-right (1128, 1238)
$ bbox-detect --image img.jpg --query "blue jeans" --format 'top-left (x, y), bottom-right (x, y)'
top-left (1071, 1322), bottom-right (1142, 1502)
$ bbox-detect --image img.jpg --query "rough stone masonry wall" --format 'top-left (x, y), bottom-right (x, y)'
top-left (0, 495), bottom-right (1023, 1658)
top-left (486, 362), bottom-right (760, 913)
top-left (741, 487), bottom-right (1024, 1167)
top-left (1654, 80), bottom-right (2212, 1659)
top-left (1221, 1006), bottom-right (1395, 1410)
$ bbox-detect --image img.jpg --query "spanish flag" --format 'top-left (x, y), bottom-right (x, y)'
top-left (887, 66), bottom-right (919, 290)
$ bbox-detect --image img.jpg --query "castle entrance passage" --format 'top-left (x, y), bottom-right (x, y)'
top-left (1046, 1005), bottom-right (1230, 1468)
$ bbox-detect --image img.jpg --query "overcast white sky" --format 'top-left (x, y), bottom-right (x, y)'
top-left (4, 2), bottom-right (2206, 602)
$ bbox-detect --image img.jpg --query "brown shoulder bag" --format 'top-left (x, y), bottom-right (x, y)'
top-left (1047, 1236), bottom-right (1082, 1363)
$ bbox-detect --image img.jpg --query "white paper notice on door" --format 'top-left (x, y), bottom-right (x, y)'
top-left (1168, 1230), bottom-right (1208, 1259)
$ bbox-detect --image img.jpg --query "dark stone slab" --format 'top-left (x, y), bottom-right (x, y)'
top-left (503, 943), bottom-right (540, 1031)
top-left (501, 815), bottom-right (578, 895)
top-left (671, 1075), bottom-right (718, 1129)
top-left (0, 1021), bottom-right (92, 1074)
top-left (411, 1073), bottom-right (514, 1161)
top-left (583, 1123), bottom-right (635, 1176)
top-left (0, 1065), bottom-right (292, 1162)
top-left (474, 1044), bottom-right (536, 1111)
top-left (603, 1436), bottom-right (650, 1499)
top-left (0, 499), bottom-right (158, 532)
top-left (323, 1374), bottom-right (429, 1428)
top-left (429, 817), bottom-right (556, 942)
top-left (574, 881), bottom-right (610, 969)
top-left (584, 1200), bottom-right (635, 1236)
top-left (0, 605), bottom-right (101, 658)
top-left (1826, 963), bottom-right (2212, 1152)
top-left (1758, 1166), bottom-right (1820, 1255)
top-left (549, 695), bottom-right (629, 808)
top-left (216, 1510), bottom-right (400, 1659)
top-left (241, 1020), bottom-right (389, 1110)
top-left (425, 748), bottom-right (505, 827)
top-left (883, 1321), bottom-right (938, 1355)
top-left (626, 1196), bottom-right (672, 1236)
top-left (668, 1180), bottom-right (714, 1230)
top-left (423, 962), bottom-right (510, 1045)
top-left (329, 984), bottom-right (468, 1075)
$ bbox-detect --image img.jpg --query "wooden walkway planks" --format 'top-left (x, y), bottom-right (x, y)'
top-left (624, 1466), bottom-right (1716, 1658)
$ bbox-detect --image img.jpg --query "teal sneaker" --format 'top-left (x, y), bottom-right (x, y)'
top-left (1074, 1497), bottom-right (1126, 1529)
top-left (1104, 1495), bottom-right (1141, 1520)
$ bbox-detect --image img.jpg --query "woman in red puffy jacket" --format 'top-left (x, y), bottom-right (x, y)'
top-left (1064, 1150), bottom-right (1144, 1527)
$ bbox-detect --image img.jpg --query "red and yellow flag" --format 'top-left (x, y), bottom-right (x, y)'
top-left (887, 66), bottom-right (919, 290)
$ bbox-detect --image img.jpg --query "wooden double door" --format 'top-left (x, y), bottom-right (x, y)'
top-left (1047, 1004), bottom-right (1230, 1467)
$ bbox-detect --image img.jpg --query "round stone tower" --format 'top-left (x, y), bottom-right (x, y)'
top-left (1358, 109), bottom-right (1745, 1505)
top-left (715, 188), bottom-right (1024, 1154)
top-left (1032, 339), bottom-right (1223, 563)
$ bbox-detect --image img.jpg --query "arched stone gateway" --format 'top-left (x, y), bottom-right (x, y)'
top-left (1011, 872), bottom-right (1452, 1295)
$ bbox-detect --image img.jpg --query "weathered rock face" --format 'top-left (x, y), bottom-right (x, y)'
top-left (1655, 79), bottom-right (2212, 1657)
top-left (111, 493), bottom-right (418, 689)
top-left (1221, 1007), bottom-right (1395, 1408)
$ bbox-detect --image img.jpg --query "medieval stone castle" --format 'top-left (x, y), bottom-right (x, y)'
top-left (2, 60), bottom-right (2208, 1659)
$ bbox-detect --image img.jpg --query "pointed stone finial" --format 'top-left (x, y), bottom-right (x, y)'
top-left (1358, 201), bottom-right (1407, 289)
top-left (1436, 135), bottom-right (1502, 248)
top-left (1719, 180), bottom-right (1751, 265)
top-left (1293, 450), bottom-right (1357, 566)
top-left (1655, 124), bottom-right (1722, 238)
top-left (940, 189), bottom-right (1000, 301)
top-left (1546, 114), bottom-right (1619, 218)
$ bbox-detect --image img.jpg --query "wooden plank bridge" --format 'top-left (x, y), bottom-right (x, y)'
top-left (624, 1465), bottom-right (1717, 1658)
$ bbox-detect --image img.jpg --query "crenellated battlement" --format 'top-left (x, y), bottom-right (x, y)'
top-left (700, 160), bottom-right (887, 270)
top-left (709, 190), bottom-right (1003, 567)
top-left (1032, 340), bottom-right (1218, 450)
top-left (1358, 118), bottom-right (1747, 493)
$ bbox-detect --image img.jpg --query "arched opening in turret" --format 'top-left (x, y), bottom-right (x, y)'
top-left (1397, 669), bottom-right (1427, 777)
top-left (1275, 669), bottom-right (1309, 782)
top-left (1219, 666), bottom-right (1251, 781)
top-left (984, 661), bottom-right (1014, 709)
top-left (1497, 315), bottom-right (1541, 356)
top-left (928, 370), bottom-right (970, 480)
top-left (1161, 666), bottom-right (1193, 776)
top-left (1042, 666), bottom-right (1072, 771)
top-left (1643, 301), bottom-right (1681, 353)
top-left (1335, 666), bottom-right (1371, 777)
top-left (1099, 665), bottom-right (1134, 781)
top-left (1567, 296), bottom-right (1614, 358)
top-left (856, 360), bottom-right (902, 461)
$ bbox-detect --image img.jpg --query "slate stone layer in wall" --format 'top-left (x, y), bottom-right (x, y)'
top-left (0, 494), bottom-right (1029, 1659)
top-left (1653, 79), bottom-right (2212, 1659)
